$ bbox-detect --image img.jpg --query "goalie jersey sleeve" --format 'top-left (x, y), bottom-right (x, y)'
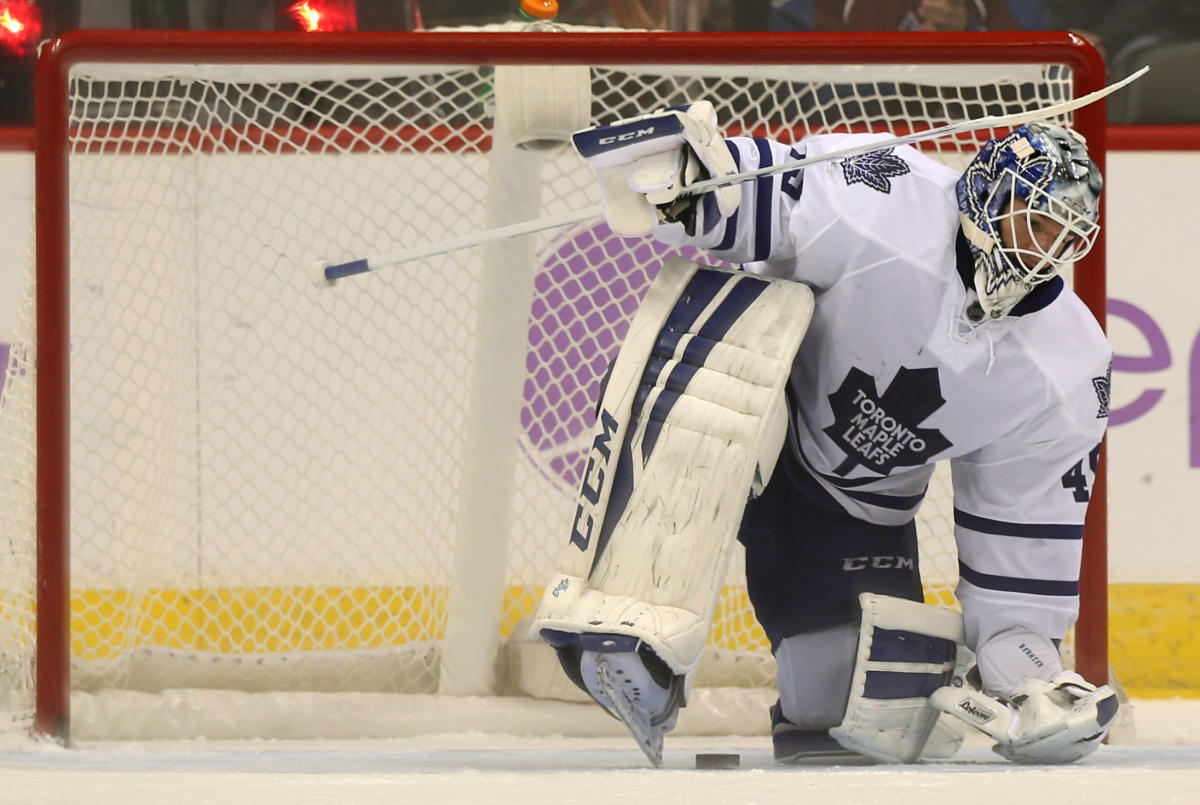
top-left (653, 132), bottom-right (958, 291)
top-left (652, 131), bottom-right (1112, 653)
top-left (653, 134), bottom-right (806, 273)
top-left (949, 304), bottom-right (1111, 651)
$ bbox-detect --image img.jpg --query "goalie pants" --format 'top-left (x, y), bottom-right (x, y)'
top-left (737, 446), bottom-right (924, 651)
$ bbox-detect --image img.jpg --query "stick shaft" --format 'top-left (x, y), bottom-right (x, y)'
top-left (320, 204), bottom-right (604, 282)
top-left (315, 66), bottom-right (1146, 282)
top-left (681, 65), bottom-right (1148, 198)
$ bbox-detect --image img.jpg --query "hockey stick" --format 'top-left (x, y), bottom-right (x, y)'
top-left (310, 66), bottom-right (1147, 288)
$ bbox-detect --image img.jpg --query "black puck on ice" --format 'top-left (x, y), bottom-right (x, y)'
top-left (695, 753), bottom-right (741, 769)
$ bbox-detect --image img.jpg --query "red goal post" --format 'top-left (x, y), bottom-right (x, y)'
top-left (14, 28), bottom-right (1108, 740)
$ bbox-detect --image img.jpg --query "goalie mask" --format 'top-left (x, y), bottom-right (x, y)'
top-left (957, 122), bottom-right (1102, 318)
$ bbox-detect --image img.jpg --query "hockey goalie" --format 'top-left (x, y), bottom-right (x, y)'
top-left (530, 101), bottom-right (1119, 766)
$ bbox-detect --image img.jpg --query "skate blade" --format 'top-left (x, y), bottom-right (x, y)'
top-left (595, 656), bottom-right (664, 767)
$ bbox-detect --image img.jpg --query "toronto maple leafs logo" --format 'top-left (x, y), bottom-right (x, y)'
top-left (824, 366), bottom-right (952, 475)
top-left (1093, 362), bottom-right (1111, 418)
top-left (840, 149), bottom-right (911, 194)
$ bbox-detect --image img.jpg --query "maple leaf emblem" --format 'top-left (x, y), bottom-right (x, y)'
top-left (823, 366), bottom-right (952, 476)
top-left (840, 148), bottom-right (911, 193)
top-left (1092, 362), bottom-right (1111, 418)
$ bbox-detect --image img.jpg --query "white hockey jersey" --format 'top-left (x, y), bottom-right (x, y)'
top-left (654, 133), bottom-right (1112, 654)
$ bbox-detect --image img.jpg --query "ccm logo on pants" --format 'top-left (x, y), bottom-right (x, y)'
top-left (842, 556), bottom-right (915, 571)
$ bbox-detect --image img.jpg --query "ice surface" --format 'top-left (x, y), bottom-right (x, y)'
top-left (0, 699), bottom-right (1196, 804)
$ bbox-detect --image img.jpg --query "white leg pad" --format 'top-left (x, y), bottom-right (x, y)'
top-left (531, 257), bottom-right (813, 674)
top-left (830, 593), bottom-right (966, 763)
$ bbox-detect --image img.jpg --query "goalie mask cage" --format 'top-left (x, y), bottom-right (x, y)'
top-left (3, 28), bottom-right (1108, 741)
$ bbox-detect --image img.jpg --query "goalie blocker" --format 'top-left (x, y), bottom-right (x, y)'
top-left (570, 100), bottom-right (740, 238)
top-left (531, 258), bottom-right (813, 764)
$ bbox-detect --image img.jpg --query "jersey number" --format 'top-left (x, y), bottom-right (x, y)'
top-left (781, 147), bottom-right (805, 200)
top-left (1061, 442), bottom-right (1103, 503)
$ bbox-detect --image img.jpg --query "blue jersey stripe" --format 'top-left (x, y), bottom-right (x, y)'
top-left (958, 561), bottom-right (1080, 596)
top-left (790, 430), bottom-right (927, 511)
top-left (714, 141), bottom-right (741, 252)
top-left (954, 509), bottom-right (1083, 540)
top-left (753, 138), bottom-right (774, 262)
top-left (841, 487), bottom-right (926, 511)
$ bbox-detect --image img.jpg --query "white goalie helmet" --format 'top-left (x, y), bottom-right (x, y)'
top-left (957, 122), bottom-right (1102, 318)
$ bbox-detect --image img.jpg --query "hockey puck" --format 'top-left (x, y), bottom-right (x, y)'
top-left (695, 753), bottom-right (741, 769)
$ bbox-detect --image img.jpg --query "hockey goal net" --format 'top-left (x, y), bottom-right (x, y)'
top-left (0, 28), bottom-right (1108, 740)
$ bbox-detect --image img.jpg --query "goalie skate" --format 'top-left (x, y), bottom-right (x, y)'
top-left (578, 633), bottom-right (685, 767)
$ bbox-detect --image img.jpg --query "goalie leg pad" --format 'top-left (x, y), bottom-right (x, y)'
top-left (828, 593), bottom-right (966, 763)
top-left (531, 258), bottom-right (813, 676)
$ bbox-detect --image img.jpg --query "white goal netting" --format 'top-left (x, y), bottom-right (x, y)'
top-left (0, 29), bottom-right (1088, 739)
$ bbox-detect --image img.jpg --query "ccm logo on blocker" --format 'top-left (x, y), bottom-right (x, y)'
top-left (598, 126), bottom-right (656, 145)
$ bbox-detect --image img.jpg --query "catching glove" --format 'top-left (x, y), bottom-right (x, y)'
top-left (931, 668), bottom-right (1119, 764)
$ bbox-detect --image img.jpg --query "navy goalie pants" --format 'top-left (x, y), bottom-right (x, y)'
top-left (736, 447), bottom-right (925, 652)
